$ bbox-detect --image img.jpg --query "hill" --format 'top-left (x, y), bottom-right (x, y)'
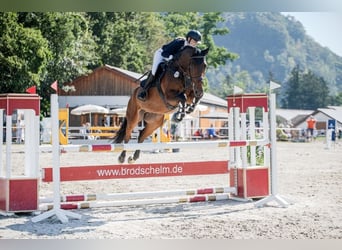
top-left (208, 12), bottom-right (342, 97)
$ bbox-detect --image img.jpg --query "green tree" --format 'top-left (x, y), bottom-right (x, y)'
top-left (162, 12), bottom-right (200, 38)
top-left (19, 12), bottom-right (99, 115)
top-left (301, 70), bottom-right (330, 109)
top-left (201, 12), bottom-right (238, 68)
top-left (330, 92), bottom-right (342, 105)
top-left (282, 65), bottom-right (330, 109)
top-left (0, 12), bottom-right (51, 94)
top-left (282, 65), bottom-right (302, 109)
top-left (88, 12), bottom-right (161, 73)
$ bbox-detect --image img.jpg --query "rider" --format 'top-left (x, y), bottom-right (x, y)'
top-left (137, 30), bottom-right (202, 101)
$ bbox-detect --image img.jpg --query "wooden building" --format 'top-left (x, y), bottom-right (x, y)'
top-left (58, 65), bottom-right (143, 126)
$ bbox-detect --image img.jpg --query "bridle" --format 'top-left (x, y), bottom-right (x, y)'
top-left (173, 54), bottom-right (206, 98)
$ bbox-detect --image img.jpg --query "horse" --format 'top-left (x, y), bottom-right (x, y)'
top-left (113, 45), bottom-right (209, 163)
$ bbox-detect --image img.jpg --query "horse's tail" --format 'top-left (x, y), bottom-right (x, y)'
top-left (113, 118), bottom-right (127, 143)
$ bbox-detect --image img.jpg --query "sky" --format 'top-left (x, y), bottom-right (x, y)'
top-left (281, 12), bottom-right (342, 57)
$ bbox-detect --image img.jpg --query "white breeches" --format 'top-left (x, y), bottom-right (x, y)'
top-left (152, 48), bottom-right (164, 76)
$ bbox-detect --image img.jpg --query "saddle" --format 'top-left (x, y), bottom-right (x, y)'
top-left (140, 62), bottom-right (168, 88)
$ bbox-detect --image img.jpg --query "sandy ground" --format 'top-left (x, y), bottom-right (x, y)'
top-left (0, 139), bottom-right (341, 239)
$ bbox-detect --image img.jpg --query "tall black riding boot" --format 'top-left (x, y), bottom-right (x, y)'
top-left (138, 73), bottom-right (154, 101)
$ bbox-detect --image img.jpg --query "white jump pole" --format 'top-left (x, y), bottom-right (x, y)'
top-left (0, 110), bottom-right (3, 176)
top-left (248, 107), bottom-right (256, 166)
top-left (255, 81), bottom-right (291, 208)
top-left (32, 94), bottom-right (81, 223)
top-left (5, 114), bottom-right (12, 178)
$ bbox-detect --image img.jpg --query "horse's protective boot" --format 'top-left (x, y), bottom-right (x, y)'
top-left (138, 72), bottom-right (154, 101)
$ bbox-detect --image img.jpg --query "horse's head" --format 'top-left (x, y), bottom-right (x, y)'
top-left (189, 47), bottom-right (209, 98)
top-left (174, 46), bottom-right (209, 99)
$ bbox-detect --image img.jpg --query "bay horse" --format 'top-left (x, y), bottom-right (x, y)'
top-left (113, 45), bottom-right (209, 163)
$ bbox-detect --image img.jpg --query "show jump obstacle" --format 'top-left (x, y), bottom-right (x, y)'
top-left (0, 82), bottom-right (290, 223)
top-left (0, 94), bottom-right (40, 212)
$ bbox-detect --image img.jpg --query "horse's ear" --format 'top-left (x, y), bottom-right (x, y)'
top-left (201, 47), bottom-right (209, 56)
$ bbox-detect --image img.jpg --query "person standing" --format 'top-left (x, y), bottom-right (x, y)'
top-left (306, 115), bottom-right (317, 141)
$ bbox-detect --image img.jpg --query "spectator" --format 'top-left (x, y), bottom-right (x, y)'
top-left (193, 129), bottom-right (203, 138)
top-left (306, 115), bottom-right (317, 141)
top-left (207, 124), bottom-right (219, 139)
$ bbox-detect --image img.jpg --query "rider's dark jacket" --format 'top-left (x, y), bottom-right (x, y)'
top-left (161, 38), bottom-right (186, 57)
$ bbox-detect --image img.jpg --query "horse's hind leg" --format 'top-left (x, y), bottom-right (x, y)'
top-left (115, 95), bottom-right (142, 163)
top-left (128, 150), bottom-right (140, 164)
top-left (127, 114), bottom-right (164, 163)
top-left (118, 150), bottom-right (127, 164)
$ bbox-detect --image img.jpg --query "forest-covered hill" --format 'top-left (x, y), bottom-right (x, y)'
top-left (208, 12), bottom-right (342, 97)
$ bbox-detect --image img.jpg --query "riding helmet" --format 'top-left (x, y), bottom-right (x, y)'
top-left (186, 30), bottom-right (202, 43)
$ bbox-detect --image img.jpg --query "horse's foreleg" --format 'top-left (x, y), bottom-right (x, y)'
top-left (174, 103), bottom-right (186, 122)
top-left (172, 94), bottom-right (187, 122)
top-left (185, 97), bottom-right (199, 114)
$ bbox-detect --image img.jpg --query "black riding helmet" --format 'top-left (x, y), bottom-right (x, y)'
top-left (186, 30), bottom-right (202, 43)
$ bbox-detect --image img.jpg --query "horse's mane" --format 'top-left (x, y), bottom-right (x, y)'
top-left (180, 45), bottom-right (200, 54)
top-left (174, 45), bottom-right (201, 61)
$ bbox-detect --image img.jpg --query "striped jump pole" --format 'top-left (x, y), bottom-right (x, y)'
top-left (39, 139), bottom-right (269, 153)
top-left (39, 186), bottom-right (236, 203)
top-left (39, 193), bottom-right (233, 211)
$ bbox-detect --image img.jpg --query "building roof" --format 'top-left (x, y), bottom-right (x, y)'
top-left (316, 106), bottom-right (342, 124)
top-left (201, 92), bottom-right (227, 107)
top-left (276, 109), bottom-right (314, 122)
top-left (104, 64), bottom-right (145, 80)
top-left (292, 106), bottom-right (342, 128)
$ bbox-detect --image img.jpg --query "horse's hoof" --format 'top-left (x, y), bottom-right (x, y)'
top-left (127, 156), bottom-right (135, 164)
top-left (118, 156), bottom-right (125, 164)
top-left (185, 106), bottom-right (194, 114)
top-left (171, 112), bottom-right (184, 123)
top-left (176, 116), bottom-right (184, 122)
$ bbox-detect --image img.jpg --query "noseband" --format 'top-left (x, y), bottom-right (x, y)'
top-left (174, 55), bottom-right (206, 98)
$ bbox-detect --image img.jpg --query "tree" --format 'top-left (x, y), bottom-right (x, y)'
top-left (201, 12), bottom-right (238, 68)
top-left (0, 12), bottom-right (51, 94)
top-left (18, 12), bottom-right (99, 115)
top-left (282, 65), bottom-right (330, 110)
top-left (87, 12), bottom-right (164, 73)
top-left (301, 70), bottom-right (329, 109)
top-left (329, 92), bottom-right (342, 105)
